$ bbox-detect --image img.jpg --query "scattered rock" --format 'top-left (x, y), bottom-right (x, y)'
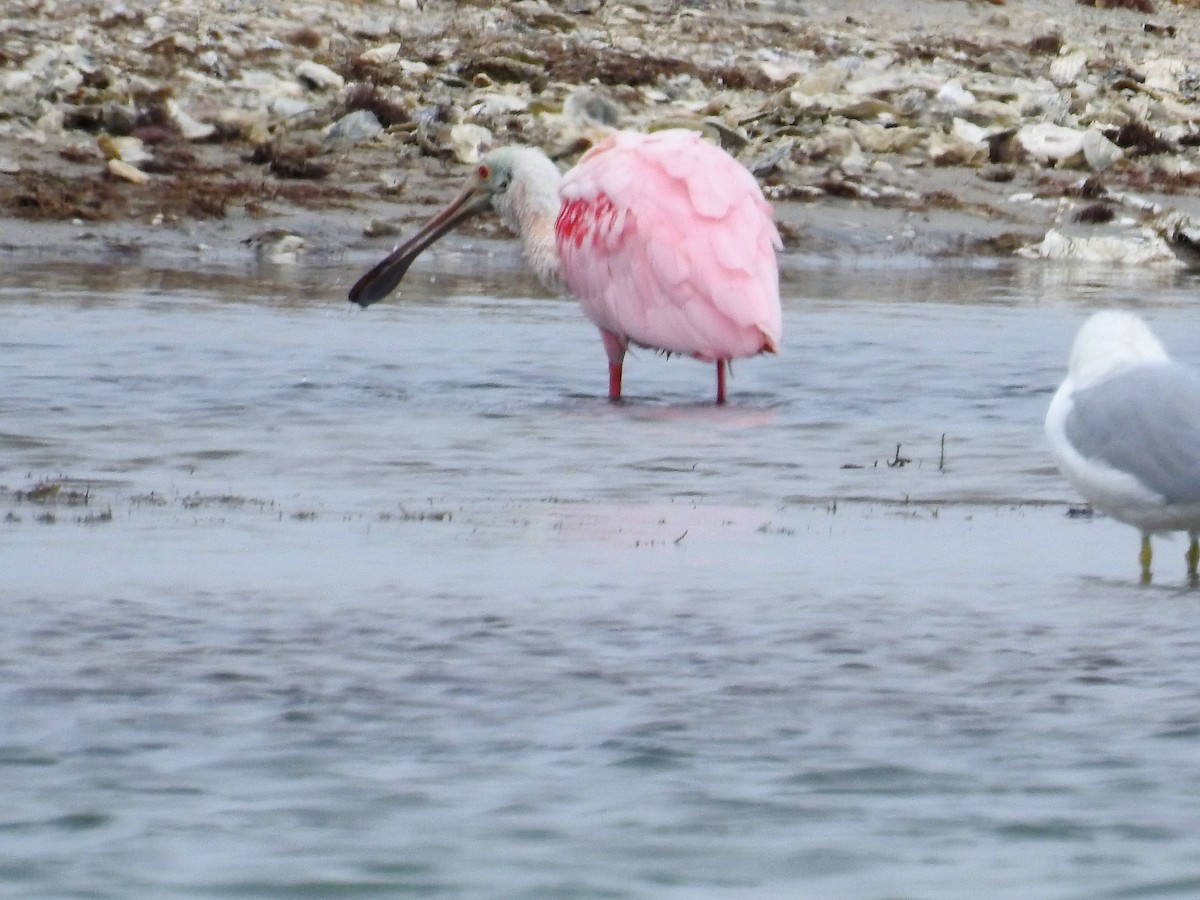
top-left (1017, 227), bottom-right (1178, 265)
top-left (106, 158), bottom-right (149, 184)
top-left (1073, 203), bottom-right (1116, 224)
top-left (323, 109), bottom-right (384, 145)
top-left (243, 228), bottom-right (305, 262)
top-left (448, 123), bottom-right (493, 164)
top-left (248, 141), bottom-right (332, 179)
top-left (362, 218), bottom-right (400, 238)
top-left (1, 0), bottom-right (1200, 263)
top-left (166, 100), bottom-right (215, 141)
top-left (97, 134), bottom-right (151, 164)
top-left (296, 61), bottom-right (345, 92)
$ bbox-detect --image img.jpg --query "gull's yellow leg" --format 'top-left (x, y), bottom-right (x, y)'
top-left (1140, 534), bottom-right (1153, 584)
top-left (1187, 533), bottom-right (1199, 582)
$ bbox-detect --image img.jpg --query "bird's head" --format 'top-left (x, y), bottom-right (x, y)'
top-left (1068, 310), bottom-right (1170, 388)
top-left (348, 147), bottom-right (559, 307)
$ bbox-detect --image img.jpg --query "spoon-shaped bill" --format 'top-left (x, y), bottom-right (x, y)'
top-left (348, 184), bottom-right (492, 307)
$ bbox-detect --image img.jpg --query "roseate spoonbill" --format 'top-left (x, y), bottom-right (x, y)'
top-left (349, 129), bottom-right (782, 403)
top-left (1046, 310), bottom-right (1200, 582)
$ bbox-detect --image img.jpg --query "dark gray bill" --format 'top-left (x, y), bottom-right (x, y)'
top-left (348, 184), bottom-right (492, 307)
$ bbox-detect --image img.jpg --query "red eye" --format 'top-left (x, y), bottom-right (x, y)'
top-left (478, 164), bottom-right (490, 179)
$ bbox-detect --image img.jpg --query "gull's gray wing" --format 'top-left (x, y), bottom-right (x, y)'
top-left (1066, 361), bottom-right (1200, 503)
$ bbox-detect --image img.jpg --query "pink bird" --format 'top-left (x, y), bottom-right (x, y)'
top-left (349, 129), bottom-right (782, 403)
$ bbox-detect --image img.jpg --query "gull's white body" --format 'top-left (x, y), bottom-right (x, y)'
top-left (1046, 310), bottom-right (1200, 578)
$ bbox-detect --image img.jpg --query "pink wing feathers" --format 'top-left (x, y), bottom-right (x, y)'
top-left (555, 130), bottom-right (782, 362)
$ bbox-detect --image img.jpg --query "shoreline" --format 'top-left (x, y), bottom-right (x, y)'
top-left (3, 0), bottom-right (1200, 271)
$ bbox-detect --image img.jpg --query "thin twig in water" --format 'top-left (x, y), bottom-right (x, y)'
top-left (888, 444), bottom-right (911, 468)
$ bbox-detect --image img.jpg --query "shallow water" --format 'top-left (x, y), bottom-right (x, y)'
top-left (4, 252), bottom-right (1200, 899)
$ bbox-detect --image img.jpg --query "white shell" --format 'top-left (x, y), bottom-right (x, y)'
top-left (952, 117), bottom-right (989, 145)
top-left (215, 108), bottom-right (271, 144)
top-left (107, 158), bottom-right (149, 184)
top-left (1141, 57), bottom-right (1187, 93)
top-left (848, 122), bottom-right (924, 153)
top-left (323, 110), bottom-right (383, 145)
top-left (1081, 130), bottom-right (1124, 172)
top-left (789, 62), bottom-right (850, 98)
top-left (233, 70), bottom-right (303, 98)
top-left (449, 123), bottom-right (493, 164)
top-left (1017, 228), bottom-right (1178, 265)
top-left (1016, 123), bottom-right (1086, 164)
top-left (359, 43), bottom-right (403, 65)
top-left (295, 61), bottom-right (345, 91)
top-left (105, 135), bottom-right (152, 164)
top-left (1050, 50), bottom-right (1088, 85)
top-left (167, 99), bottom-right (215, 141)
top-left (468, 93), bottom-right (529, 118)
top-left (927, 133), bottom-right (985, 166)
top-left (936, 79), bottom-right (976, 109)
top-left (269, 97), bottom-right (314, 118)
top-left (968, 99), bottom-right (1022, 126)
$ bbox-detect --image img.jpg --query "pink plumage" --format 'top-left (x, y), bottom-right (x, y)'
top-left (349, 128), bottom-right (782, 403)
top-left (556, 130), bottom-right (781, 371)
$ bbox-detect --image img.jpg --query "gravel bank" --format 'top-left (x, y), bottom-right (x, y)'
top-left (3, 0), bottom-right (1200, 269)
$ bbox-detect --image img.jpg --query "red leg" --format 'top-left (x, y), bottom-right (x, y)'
top-left (601, 331), bottom-right (627, 402)
top-left (715, 360), bottom-right (727, 405)
top-left (608, 360), bottom-right (623, 402)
